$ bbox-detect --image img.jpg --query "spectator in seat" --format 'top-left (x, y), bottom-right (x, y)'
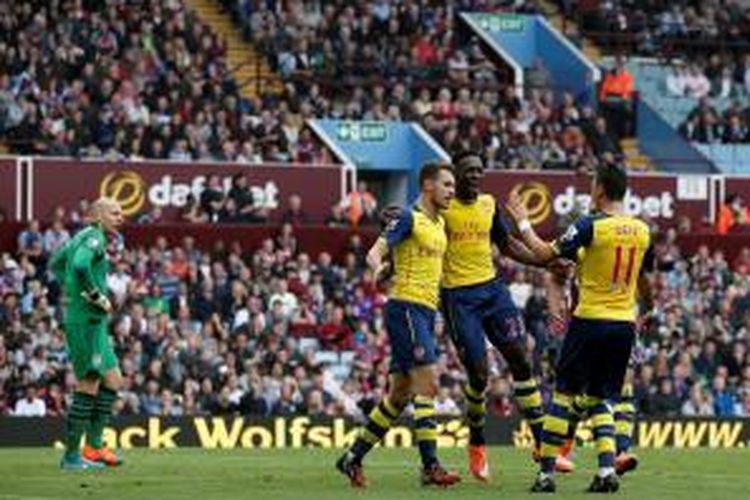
top-left (716, 194), bottom-right (750, 234)
top-left (722, 115), bottom-right (748, 144)
top-left (181, 194), bottom-right (209, 224)
top-left (695, 111), bottom-right (721, 143)
top-left (712, 375), bottom-right (736, 416)
top-left (13, 385), bottom-right (46, 416)
top-left (200, 174), bottom-right (226, 222)
top-left (589, 117), bottom-right (619, 156)
top-left (319, 305), bottom-right (353, 350)
top-left (599, 56), bottom-right (634, 141)
top-left (649, 378), bottom-right (681, 417)
top-left (281, 194), bottom-right (310, 226)
top-left (681, 383), bottom-right (714, 416)
top-left (17, 220), bottom-right (43, 260)
top-left (325, 203), bottom-right (350, 228)
top-left (666, 64), bottom-right (687, 97)
top-left (43, 219), bottom-right (70, 254)
top-left (684, 64), bottom-right (711, 99)
top-left (679, 114), bottom-right (700, 142)
top-left (344, 181), bottom-right (377, 227)
top-left (228, 174), bottom-right (267, 224)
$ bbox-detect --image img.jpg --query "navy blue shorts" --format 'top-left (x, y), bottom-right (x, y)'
top-left (441, 279), bottom-right (526, 368)
top-left (385, 300), bottom-right (438, 374)
top-left (555, 317), bottom-right (636, 399)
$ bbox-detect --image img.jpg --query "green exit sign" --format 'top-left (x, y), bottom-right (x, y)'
top-left (336, 122), bottom-right (388, 142)
top-left (477, 14), bottom-right (525, 33)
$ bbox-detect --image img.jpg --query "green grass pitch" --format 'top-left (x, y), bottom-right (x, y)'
top-left (0, 448), bottom-right (748, 500)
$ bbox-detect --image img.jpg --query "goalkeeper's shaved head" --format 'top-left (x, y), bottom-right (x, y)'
top-left (90, 197), bottom-right (125, 233)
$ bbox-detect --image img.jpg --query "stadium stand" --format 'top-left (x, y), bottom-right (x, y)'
top-left (0, 0), bottom-right (640, 172)
top-left (555, 1), bottom-right (750, 172)
top-left (563, 0), bottom-right (750, 59)
top-left (0, 0), bottom-right (329, 163)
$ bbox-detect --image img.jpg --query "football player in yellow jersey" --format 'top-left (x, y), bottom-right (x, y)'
top-left (558, 280), bottom-right (644, 477)
top-left (505, 163), bottom-right (655, 493)
top-left (440, 151), bottom-right (572, 482)
top-left (336, 162), bottom-right (461, 489)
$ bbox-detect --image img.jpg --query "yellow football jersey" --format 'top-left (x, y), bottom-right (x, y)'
top-left (385, 207), bottom-right (447, 310)
top-left (441, 194), bottom-right (509, 288)
top-left (555, 213), bottom-right (652, 322)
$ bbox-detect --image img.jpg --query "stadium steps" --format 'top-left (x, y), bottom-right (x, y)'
top-left (539, 1), bottom-right (603, 63)
top-left (620, 138), bottom-right (653, 171)
top-left (185, 0), bottom-right (283, 98)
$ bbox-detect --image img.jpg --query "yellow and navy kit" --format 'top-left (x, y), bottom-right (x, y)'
top-left (554, 212), bottom-right (653, 323)
top-left (384, 206), bottom-right (447, 310)
top-left (441, 194), bottom-right (511, 289)
top-left (439, 194), bottom-right (527, 367)
top-left (382, 206), bottom-right (447, 373)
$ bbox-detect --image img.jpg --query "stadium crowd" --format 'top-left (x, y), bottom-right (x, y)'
top-left (664, 57), bottom-right (750, 101)
top-left (2, 211), bottom-right (750, 419)
top-left (0, 0), bottom-right (329, 163)
top-left (679, 97), bottom-right (750, 144)
top-left (569, 0), bottom-right (750, 57)
top-left (229, 0), bottom-right (625, 169)
top-left (0, 0), bottom-right (634, 172)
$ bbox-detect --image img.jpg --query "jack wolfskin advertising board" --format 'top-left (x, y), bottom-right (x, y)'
top-left (1, 417), bottom-right (747, 449)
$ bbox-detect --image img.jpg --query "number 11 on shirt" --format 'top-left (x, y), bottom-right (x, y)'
top-left (611, 245), bottom-right (636, 288)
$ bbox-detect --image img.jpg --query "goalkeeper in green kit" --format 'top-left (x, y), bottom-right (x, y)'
top-left (49, 198), bottom-right (125, 470)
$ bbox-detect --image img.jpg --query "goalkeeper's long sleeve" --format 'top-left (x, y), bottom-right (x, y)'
top-left (71, 240), bottom-right (101, 295)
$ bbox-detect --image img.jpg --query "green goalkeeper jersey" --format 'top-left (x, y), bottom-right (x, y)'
top-left (49, 224), bottom-right (110, 324)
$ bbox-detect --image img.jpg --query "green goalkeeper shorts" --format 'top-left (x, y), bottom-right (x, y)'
top-left (64, 320), bottom-right (118, 379)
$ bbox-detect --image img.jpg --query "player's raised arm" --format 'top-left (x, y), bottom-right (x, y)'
top-left (504, 192), bottom-right (558, 262)
top-left (505, 193), bottom-right (594, 265)
top-left (491, 205), bottom-right (547, 266)
top-left (502, 235), bottom-right (549, 266)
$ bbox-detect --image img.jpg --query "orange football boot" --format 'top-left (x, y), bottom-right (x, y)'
top-left (82, 445), bottom-right (123, 467)
top-left (468, 445), bottom-right (491, 482)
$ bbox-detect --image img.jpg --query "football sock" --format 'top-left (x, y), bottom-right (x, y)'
top-left (350, 397), bottom-right (401, 462)
top-left (65, 392), bottom-right (95, 460)
top-left (413, 395), bottom-right (439, 468)
top-left (514, 378), bottom-right (545, 448)
top-left (88, 386), bottom-right (117, 449)
top-left (464, 383), bottom-right (486, 446)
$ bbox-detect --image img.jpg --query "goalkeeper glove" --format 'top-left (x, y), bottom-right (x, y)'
top-left (81, 289), bottom-right (112, 313)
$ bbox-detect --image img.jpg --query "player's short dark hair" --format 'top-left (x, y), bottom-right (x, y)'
top-left (451, 150), bottom-right (483, 168)
top-left (595, 163), bottom-right (628, 201)
top-left (419, 162), bottom-right (453, 187)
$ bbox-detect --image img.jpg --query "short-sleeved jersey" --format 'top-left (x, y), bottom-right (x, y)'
top-left (440, 194), bottom-right (510, 289)
top-left (385, 207), bottom-right (447, 310)
top-left (49, 224), bottom-right (110, 323)
top-left (554, 213), bottom-right (652, 322)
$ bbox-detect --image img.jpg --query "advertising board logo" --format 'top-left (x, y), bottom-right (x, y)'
top-left (510, 182), bottom-right (551, 225)
top-left (99, 171), bottom-right (146, 216)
